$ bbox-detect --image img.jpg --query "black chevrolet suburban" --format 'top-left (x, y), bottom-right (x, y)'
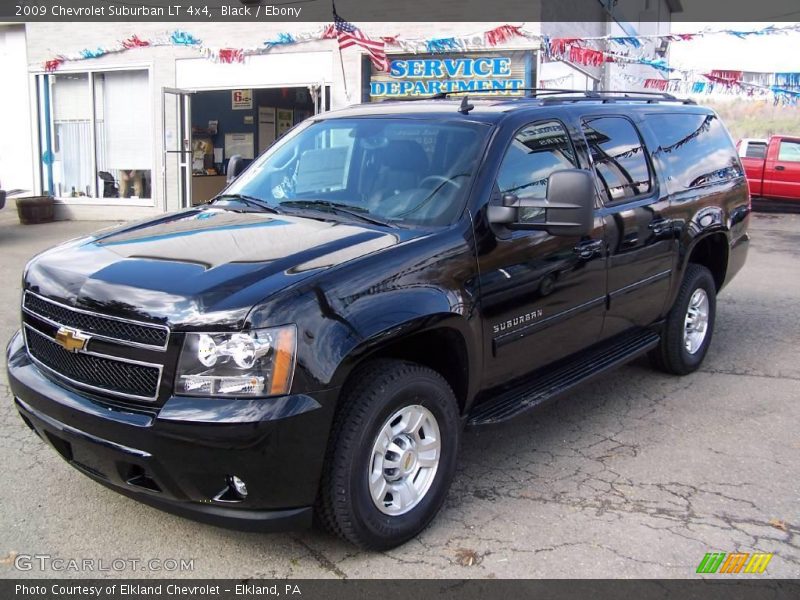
top-left (7, 91), bottom-right (750, 550)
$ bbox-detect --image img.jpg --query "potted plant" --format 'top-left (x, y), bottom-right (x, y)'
top-left (16, 192), bottom-right (55, 225)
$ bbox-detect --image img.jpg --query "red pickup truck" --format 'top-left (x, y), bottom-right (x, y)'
top-left (737, 136), bottom-right (800, 211)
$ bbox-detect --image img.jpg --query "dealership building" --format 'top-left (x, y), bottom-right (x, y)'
top-left (0, 6), bottom-right (679, 220)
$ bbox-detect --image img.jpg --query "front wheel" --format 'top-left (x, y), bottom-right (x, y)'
top-left (316, 359), bottom-right (461, 550)
top-left (650, 263), bottom-right (717, 375)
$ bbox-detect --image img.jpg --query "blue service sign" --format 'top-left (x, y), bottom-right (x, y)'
top-left (371, 56), bottom-right (526, 98)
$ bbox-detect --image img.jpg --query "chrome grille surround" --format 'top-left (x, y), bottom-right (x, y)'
top-left (23, 326), bottom-right (163, 402)
top-left (20, 291), bottom-right (170, 403)
top-left (23, 291), bottom-right (169, 350)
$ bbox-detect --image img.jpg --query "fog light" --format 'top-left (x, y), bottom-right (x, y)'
top-left (230, 475), bottom-right (248, 498)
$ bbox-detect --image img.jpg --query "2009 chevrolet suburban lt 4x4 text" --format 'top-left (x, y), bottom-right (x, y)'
top-left (7, 91), bottom-right (750, 550)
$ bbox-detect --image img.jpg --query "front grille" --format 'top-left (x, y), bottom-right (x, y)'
top-left (25, 327), bottom-right (161, 401)
top-left (23, 292), bottom-right (168, 349)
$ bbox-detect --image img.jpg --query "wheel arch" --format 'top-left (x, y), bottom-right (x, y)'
top-left (330, 315), bottom-right (477, 416)
top-left (684, 230), bottom-right (730, 292)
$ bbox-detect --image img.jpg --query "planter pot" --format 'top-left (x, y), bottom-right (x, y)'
top-left (16, 195), bottom-right (55, 225)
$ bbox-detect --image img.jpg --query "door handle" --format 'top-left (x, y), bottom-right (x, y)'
top-left (775, 165), bottom-right (786, 171)
top-left (573, 239), bottom-right (603, 259)
top-left (648, 218), bottom-right (674, 235)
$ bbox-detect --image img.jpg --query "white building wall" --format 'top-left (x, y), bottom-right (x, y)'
top-left (0, 25), bottom-right (34, 195)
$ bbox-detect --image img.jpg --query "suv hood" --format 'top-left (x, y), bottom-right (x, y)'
top-left (24, 208), bottom-right (413, 329)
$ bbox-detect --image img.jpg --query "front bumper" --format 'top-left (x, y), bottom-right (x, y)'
top-left (6, 330), bottom-right (338, 532)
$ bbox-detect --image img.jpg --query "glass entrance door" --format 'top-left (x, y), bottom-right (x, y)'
top-left (162, 88), bottom-right (193, 209)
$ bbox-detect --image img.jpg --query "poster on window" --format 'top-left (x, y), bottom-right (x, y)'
top-left (231, 89), bottom-right (253, 110)
top-left (224, 133), bottom-right (255, 159)
top-left (277, 109), bottom-right (294, 135)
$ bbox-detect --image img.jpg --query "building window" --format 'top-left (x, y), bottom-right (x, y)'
top-left (50, 73), bottom-right (93, 197)
top-left (39, 69), bottom-right (152, 201)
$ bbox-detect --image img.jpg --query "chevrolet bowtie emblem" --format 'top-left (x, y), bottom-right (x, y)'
top-left (54, 327), bottom-right (90, 353)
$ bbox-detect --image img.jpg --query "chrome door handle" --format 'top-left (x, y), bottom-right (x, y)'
top-left (648, 218), bottom-right (674, 235)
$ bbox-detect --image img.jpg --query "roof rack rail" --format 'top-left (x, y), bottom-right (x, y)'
top-left (400, 88), bottom-right (585, 101)
top-left (392, 88), bottom-right (695, 105)
top-left (538, 90), bottom-right (696, 105)
top-left (524, 88), bottom-right (599, 97)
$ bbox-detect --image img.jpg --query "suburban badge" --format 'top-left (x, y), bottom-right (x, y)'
top-left (493, 309), bottom-right (544, 335)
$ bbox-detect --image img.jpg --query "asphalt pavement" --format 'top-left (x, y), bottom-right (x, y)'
top-left (1, 203), bottom-right (798, 578)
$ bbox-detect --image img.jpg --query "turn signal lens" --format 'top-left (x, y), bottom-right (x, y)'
top-left (269, 326), bottom-right (296, 395)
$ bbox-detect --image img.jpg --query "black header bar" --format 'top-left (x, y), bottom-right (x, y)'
top-left (1, 0), bottom-right (799, 22)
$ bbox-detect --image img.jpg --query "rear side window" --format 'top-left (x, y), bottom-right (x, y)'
top-left (778, 140), bottom-right (800, 162)
top-left (582, 117), bottom-right (652, 203)
top-left (744, 142), bottom-right (767, 159)
top-left (648, 113), bottom-right (743, 189)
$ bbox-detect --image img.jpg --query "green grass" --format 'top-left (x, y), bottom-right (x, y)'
top-left (697, 98), bottom-right (800, 141)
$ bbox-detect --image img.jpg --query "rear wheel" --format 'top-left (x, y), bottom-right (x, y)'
top-left (650, 263), bottom-right (717, 375)
top-left (316, 359), bottom-right (460, 550)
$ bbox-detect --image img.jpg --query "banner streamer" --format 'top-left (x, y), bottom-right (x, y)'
top-left (38, 23), bottom-right (800, 103)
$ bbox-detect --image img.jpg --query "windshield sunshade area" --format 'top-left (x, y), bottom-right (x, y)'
top-left (225, 117), bottom-right (489, 227)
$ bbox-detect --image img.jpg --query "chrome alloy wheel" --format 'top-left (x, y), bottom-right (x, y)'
top-left (683, 288), bottom-right (710, 354)
top-left (368, 405), bottom-right (441, 516)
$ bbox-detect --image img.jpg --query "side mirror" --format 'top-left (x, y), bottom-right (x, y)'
top-left (487, 169), bottom-right (596, 237)
top-left (226, 155), bottom-right (247, 184)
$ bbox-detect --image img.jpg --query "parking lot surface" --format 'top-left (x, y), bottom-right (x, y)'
top-left (1, 205), bottom-right (798, 578)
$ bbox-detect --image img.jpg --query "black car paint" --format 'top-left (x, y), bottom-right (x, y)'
top-left (7, 98), bottom-right (750, 531)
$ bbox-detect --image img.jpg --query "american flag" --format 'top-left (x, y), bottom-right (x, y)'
top-left (333, 8), bottom-right (388, 72)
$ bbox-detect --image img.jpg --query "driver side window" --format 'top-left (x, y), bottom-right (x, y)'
top-left (496, 121), bottom-right (577, 223)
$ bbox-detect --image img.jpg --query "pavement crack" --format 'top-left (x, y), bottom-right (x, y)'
top-left (290, 537), bottom-right (348, 579)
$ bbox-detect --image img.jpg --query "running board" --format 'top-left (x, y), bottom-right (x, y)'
top-left (467, 329), bottom-right (660, 427)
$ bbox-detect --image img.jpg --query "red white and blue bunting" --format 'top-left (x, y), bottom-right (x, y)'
top-left (40, 23), bottom-right (800, 103)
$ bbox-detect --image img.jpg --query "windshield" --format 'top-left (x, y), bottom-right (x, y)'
top-left (225, 117), bottom-right (489, 227)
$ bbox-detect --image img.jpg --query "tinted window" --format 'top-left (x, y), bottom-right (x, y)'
top-left (744, 142), bottom-right (767, 159)
top-left (582, 117), bottom-right (652, 203)
top-left (778, 140), bottom-right (800, 162)
top-left (648, 113), bottom-right (743, 189)
top-left (496, 120), bottom-right (576, 222)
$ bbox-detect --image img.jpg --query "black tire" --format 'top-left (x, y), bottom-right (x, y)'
top-left (316, 359), bottom-right (461, 550)
top-left (650, 263), bottom-right (717, 375)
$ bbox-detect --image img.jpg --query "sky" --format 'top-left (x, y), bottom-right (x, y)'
top-left (669, 22), bottom-right (800, 73)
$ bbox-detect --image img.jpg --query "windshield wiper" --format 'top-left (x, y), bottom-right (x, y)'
top-left (279, 200), bottom-right (397, 228)
top-left (211, 194), bottom-right (283, 214)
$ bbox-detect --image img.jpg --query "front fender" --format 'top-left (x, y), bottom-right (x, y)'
top-left (245, 223), bottom-right (482, 404)
top-left (246, 283), bottom-right (479, 406)
top-left (292, 283), bottom-right (478, 394)
top-left (329, 307), bottom-right (477, 392)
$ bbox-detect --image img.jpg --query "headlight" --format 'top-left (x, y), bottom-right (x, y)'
top-left (176, 325), bottom-right (297, 397)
